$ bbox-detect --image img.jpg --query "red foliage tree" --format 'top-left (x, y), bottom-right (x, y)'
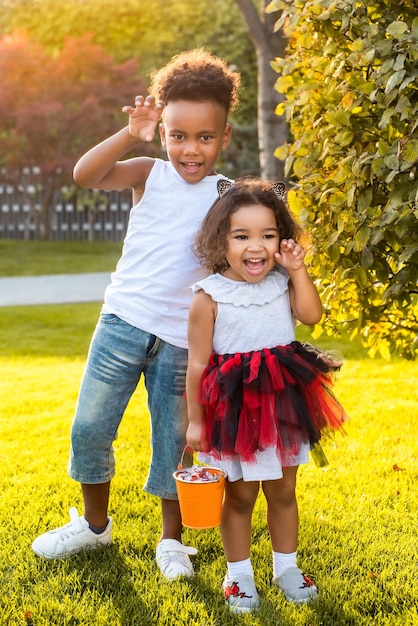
top-left (0, 30), bottom-right (146, 237)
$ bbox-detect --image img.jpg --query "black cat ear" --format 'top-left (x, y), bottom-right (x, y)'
top-left (270, 182), bottom-right (286, 199)
top-left (217, 179), bottom-right (234, 197)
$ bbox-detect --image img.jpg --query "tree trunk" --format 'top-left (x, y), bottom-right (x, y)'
top-left (234, 0), bottom-right (287, 181)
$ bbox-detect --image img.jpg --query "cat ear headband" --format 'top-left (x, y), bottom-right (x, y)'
top-left (217, 179), bottom-right (286, 199)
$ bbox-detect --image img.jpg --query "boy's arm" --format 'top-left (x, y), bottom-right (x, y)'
top-left (73, 96), bottom-right (164, 192)
top-left (186, 290), bottom-right (215, 453)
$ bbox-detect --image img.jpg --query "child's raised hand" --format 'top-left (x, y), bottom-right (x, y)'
top-left (275, 238), bottom-right (306, 271)
top-left (122, 95), bottom-right (164, 143)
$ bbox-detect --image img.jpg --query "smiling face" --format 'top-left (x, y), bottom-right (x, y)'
top-left (159, 100), bottom-right (231, 184)
top-left (223, 203), bottom-right (280, 283)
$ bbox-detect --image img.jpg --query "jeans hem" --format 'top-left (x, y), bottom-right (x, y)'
top-left (69, 470), bottom-right (115, 484)
top-left (143, 484), bottom-right (178, 501)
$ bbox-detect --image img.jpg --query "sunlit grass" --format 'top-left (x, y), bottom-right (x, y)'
top-left (1, 302), bottom-right (417, 625)
top-left (0, 240), bottom-right (121, 276)
top-left (0, 303), bottom-right (101, 357)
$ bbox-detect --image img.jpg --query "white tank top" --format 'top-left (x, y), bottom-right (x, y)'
top-left (102, 159), bottom-right (229, 348)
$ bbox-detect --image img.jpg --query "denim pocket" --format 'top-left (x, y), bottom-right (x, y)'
top-left (99, 313), bottom-right (121, 325)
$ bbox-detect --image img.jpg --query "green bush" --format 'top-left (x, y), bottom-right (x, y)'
top-left (269, 0), bottom-right (418, 359)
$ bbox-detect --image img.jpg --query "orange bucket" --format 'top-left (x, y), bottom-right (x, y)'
top-left (173, 447), bottom-right (227, 529)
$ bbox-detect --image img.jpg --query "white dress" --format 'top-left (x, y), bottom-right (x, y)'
top-left (194, 268), bottom-right (309, 482)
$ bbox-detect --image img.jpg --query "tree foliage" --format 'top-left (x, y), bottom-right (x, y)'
top-left (269, 0), bottom-right (418, 359)
top-left (0, 0), bottom-right (258, 126)
top-left (0, 30), bottom-right (145, 237)
top-left (0, 0), bottom-right (260, 178)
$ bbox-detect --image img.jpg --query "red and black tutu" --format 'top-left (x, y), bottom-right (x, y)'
top-left (199, 341), bottom-right (347, 463)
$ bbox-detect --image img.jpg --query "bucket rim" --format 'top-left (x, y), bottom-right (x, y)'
top-left (173, 466), bottom-right (227, 482)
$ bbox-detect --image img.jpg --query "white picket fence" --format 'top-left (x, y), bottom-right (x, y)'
top-left (0, 183), bottom-right (132, 242)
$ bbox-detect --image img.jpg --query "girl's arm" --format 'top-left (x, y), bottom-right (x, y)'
top-left (287, 265), bottom-right (322, 325)
top-left (275, 239), bottom-right (322, 325)
top-left (73, 96), bottom-right (164, 193)
top-left (186, 290), bottom-right (216, 452)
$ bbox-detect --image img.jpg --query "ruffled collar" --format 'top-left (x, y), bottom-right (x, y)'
top-left (193, 267), bottom-right (289, 306)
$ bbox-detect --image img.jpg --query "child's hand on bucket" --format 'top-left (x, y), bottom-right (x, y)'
top-left (186, 423), bottom-right (209, 452)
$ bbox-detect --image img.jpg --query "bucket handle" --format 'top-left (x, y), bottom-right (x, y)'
top-left (178, 444), bottom-right (195, 470)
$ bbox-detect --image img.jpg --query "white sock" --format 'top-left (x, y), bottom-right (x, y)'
top-left (227, 558), bottom-right (254, 579)
top-left (273, 551), bottom-right (297, 578)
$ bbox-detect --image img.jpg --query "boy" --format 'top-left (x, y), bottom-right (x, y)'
top-left (32, 48), bottom-right (240, 580)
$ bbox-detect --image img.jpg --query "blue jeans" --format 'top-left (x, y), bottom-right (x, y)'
top-left (69, 314), bottom-right (188, 500)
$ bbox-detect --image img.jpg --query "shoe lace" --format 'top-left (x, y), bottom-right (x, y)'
top-left (55, 508), bottom-right (82, 542)
top-left (158, 541), bottom-right (197, 573)
top-left (162, 549), bottom-right (190, 567)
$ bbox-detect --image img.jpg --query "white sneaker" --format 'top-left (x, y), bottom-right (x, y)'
top-left (156, 539), bottom-right (197, 580)
top-left (223, 574), bottom-right (261, 613)
top-left (31, 507), bottom-right (112, 559)
top-left (272, 566), bottom-right (318, 604)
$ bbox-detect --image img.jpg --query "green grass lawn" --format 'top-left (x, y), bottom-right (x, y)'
top-left (0, 242), bottom-right (417, 625)
top-left (0, 240), bottom-right (121, 276)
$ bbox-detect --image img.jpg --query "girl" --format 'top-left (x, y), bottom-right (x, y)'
top-left (186, 179), bottom-right (347, 613)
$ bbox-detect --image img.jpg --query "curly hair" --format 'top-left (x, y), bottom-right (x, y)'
top-left (149, 48), bottom-right (240, 115)
top-left (194, 179), bottom-right (305, 274)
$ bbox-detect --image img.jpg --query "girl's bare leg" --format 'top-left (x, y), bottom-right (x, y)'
top-left (262, 466), bottom-right (299, 553)
top-left (263, 466), bottom-right (318, 602)
top-left (221, 479), bottom-right (260, 562)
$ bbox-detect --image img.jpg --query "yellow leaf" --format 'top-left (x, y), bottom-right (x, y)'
top-left (378, 341), bottom-right (392, 361)
top-left (275, 75), bottom-right (294, 93)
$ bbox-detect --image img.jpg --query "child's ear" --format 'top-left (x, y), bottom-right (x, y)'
top-left (221, 123), bottom-right (232, 151)
top-left (159, 123), bottom-right (167, 148)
